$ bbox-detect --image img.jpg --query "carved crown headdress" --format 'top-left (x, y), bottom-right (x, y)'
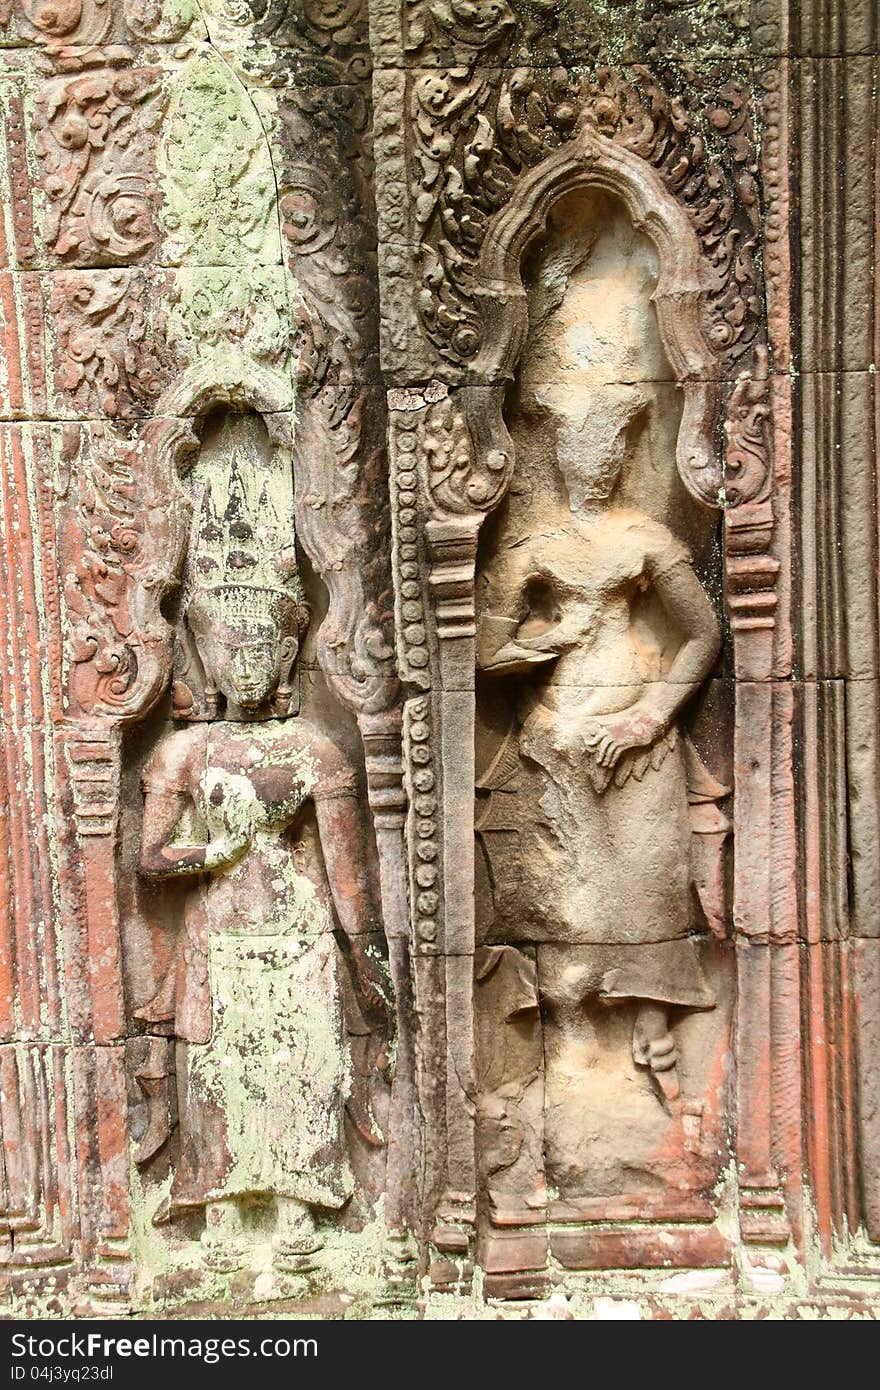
top-left (187, 582), bottom-right (303, 635)
top-left (172, 415), bottom-right (308, 720)
top-left (184, 431), bottom-right (306, 630)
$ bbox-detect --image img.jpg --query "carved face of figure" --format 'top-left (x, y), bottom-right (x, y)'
top-left (201, 621), bottom-right (295, 709)
top-left (553, 384), bottom-right (650, 511)
top-left (518, 189), bottom-right (665, 511)
top-left (187, 586), bottom-right (304, 715)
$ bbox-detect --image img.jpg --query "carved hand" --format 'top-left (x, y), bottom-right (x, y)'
top-left (202, 830), bottom-right (251, 871)
top-left (478, 611), bottom-right (579, 673)
top-left (581, 704), bottom-right (666, 769)
top-left (351, 944), bottom-right (392, 1030)
top-left (483, 639), bottom-right (559, 674)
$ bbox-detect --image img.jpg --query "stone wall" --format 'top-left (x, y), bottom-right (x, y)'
top-left (0, 0), bottom-right (877, 1319)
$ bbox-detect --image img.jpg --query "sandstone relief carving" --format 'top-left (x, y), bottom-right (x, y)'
top-left (474, 186), bottom-right (732, 1220)
top-left (130, 410), bottom-right (389, 1277)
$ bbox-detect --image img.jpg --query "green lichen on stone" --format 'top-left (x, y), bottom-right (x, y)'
top-left (155, 44), bottom-right (303, 408)
top-left (167, 265), bottom-right (300, 406)
top-left (130, 1163), bottom-right (177, 1291)
top-left (158, 49), bottom-right (282, 268)
top-left (197, 0), bottom-right (281, 79)
top-left (167, 0), bottom-right (202, 32)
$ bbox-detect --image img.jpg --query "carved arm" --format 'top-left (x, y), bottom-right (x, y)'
top-left (634, 556), bottom-right (721, 732)
top-left (314, 789), bottom-right (390, 1022)
top-left (581, 552), bottom-right (721, 771)
top-left (476, 539), bottom-right (562, 674)
top-left (139, 786), bottom-right (248, 877)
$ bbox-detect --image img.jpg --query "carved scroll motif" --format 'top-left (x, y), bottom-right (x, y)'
top-left (403, 28), bottom-right (763, 381)
top-left (34, 67), bottom-right (165, 266)
top-left (273, 81), bottom-right (398, 723)
top-left (61, 421), bottom-right (190, 723)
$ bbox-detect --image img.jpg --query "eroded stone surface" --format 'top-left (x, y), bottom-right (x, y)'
top-left (0, 0), bottom-right (878, 1321)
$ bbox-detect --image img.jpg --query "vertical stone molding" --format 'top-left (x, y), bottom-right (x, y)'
top-left (0, 0), bottom-right (877, 1319)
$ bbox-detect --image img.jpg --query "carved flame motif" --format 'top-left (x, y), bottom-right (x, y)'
top-left (277, 86), bottom-right (398, 718)
top-left (403, 3), bottom-right (763, 376)
top-left (62, 424), bottom-right (186, 720)
top-left (724, 344), bottom-right (772, 507)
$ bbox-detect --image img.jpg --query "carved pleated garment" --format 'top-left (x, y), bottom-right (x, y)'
top-left (483, 511), bottom-right (715, 1010)
top-left (144, 723), bottom-right (353, 1213)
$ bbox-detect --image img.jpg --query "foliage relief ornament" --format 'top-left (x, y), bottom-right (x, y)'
top-left (62, 422), bottom-right (189, 720)
top-left (35, 65), bottom-right (164, 266)
top-left (51, 270), bottom-right (168, 418)
top-left (405, 6), bottom-right (763, 379)
top-left (275, 84), bottom-right (399, 719)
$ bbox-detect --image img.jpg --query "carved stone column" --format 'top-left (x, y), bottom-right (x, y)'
top-left (787, 0), bottom-right (880, 1273)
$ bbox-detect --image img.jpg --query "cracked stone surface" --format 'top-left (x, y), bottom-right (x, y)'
top-left (0, 0), bottom-right (878, 1320)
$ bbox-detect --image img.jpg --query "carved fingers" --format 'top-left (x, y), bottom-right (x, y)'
top-left (202, 831), bottom-right (251, 871)
top-left (482, 639), bottom-right (559, 675)
top-left (582, 706), bottom-right (665, 767)
top-left (513, 629), bottom-right (558, 651)
top-left (351, 946), bottom-right (393, 1031)
top-left (583, 725), bottom-right (625, 769)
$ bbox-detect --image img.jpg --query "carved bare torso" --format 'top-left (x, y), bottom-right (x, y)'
top-left (139, 718), bottom-right (364, 1216)
top-left (182, 721), bottom-right (337, 941)
top-left (511, 509), bottom-right (685, 703)
top-left (477, 504), bottom-right (720, 1020)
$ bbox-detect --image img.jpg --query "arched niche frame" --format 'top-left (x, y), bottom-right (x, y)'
top-left (153, 366), bottom-right (415, 1246)
top-left (143, 362), bottom-right (398, 727)
top-left (52, 366), bottom-right (304, 1285)
top-left (407, 126), bottom-right (742, 1278)
top-left (431, 126), bottom-right (726, 523)
top-left (58, 333), bottom-right (409, 1289)
top-left (95, 371), bottom-right (299, 727)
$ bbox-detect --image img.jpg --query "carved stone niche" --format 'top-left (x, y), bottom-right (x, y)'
top-left (118, 405), bottom-right (391, 1297)
top-left (397, 130), bottom-right (734, 1297)
top-left (473, 183), bottom-right (733, 1293)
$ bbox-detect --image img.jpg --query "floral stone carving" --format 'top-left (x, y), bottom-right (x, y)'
top-left (0, 0), bottom-right (878, 1321)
